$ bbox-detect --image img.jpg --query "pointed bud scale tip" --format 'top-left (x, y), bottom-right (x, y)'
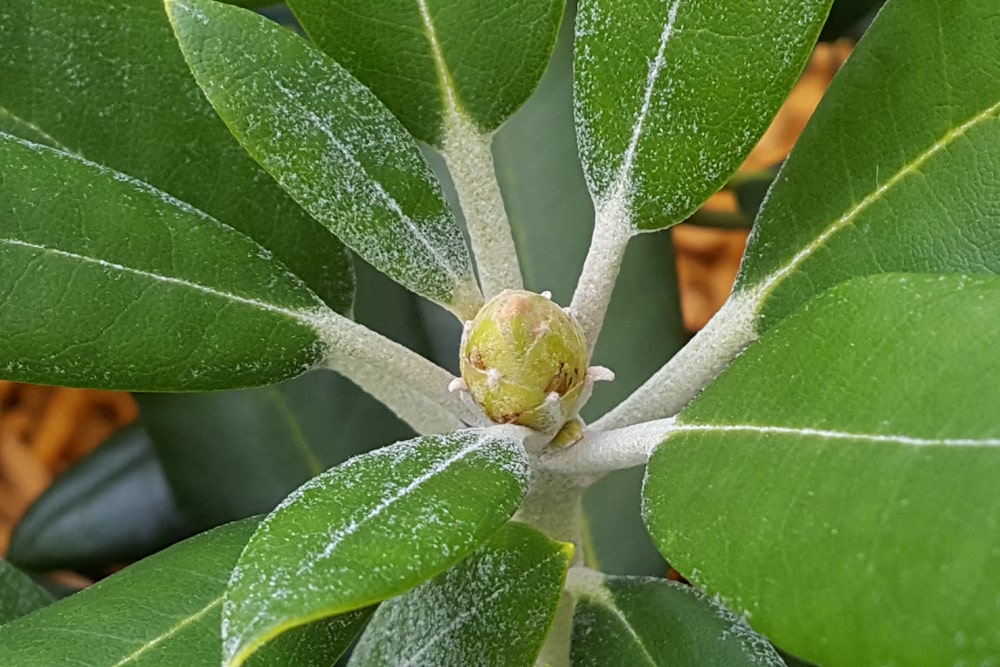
top-left (459, 289), bottom-right (589, 432)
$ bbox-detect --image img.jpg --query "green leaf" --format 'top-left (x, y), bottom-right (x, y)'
top-left (736, 0), bottom-right (1000, 331)
top-left (223, 427), bottom-right (530, 666)
top-left (138, 370), bottom-right (413, 530)
top-left (8, 424), bottom-right (190, 572)
top-left (0, 134), bottom-right (335, 391)
top-left (0, 0), bottom-right (353, 314)
top-left (574, 0), bottom-right (830, 231)
top-left (0, 560), bottom-right (53, 625)
top-left (644, 274), bottom-right (1000, 665)
top-left (166, 0), bottom-right (482, 319)
top-left (350, 521), bottom-right (571, 666)
top-left (492, 7), bottom-right (683, 576)
top-left (569, 573), bottom-right (783, 666)
top-left (287, 0), bottom-right (563, 147)
top-left (0, 518), bottom-right (370, 665)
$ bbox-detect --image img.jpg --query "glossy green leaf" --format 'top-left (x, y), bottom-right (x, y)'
top-left (8, 424), bottom-right (190, 572)
top-left (351, 521), bottom-right (571, 666)
top-left (736, 0), bottom-right (1000, 331)
top-left (0, 561), bottom-right (53, 625)
top-left (644, 274), bottom-right (1000, 665)
top-left (139, 370), bottom-right (413, 530)
top-left (0, 519), bottom-right (370, 665)
top-left (224, 428), bottom-right (530, 666)
top-left (0, 134), bottom-right (334, 391)
top-left (287, 0), bottom-right (563, 147)
top-left (569, 573), bottom-right (782, 666)
top-left (574, 0), bottom-right (830, 231)
top-left (166, 0), bottom-right (482, 319)
top-left (0, 0), bottom-right (353, 314)
top-left (492, 7), bottom-right (683, 576)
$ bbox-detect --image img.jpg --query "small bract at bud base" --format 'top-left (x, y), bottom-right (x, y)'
top-left (459, 290), bottom-right (589, 432)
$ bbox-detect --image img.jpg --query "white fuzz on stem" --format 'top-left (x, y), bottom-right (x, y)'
top-left (538, 418), bottom-right (676, 476)
top-left (594, 293), bottom-right (759, 430)
top-left (570, 193), bottom-right (634, 356)
top-left (442, 120), bottom-right (523, 298)
top-left (311, 310), bottom-right (485, 434)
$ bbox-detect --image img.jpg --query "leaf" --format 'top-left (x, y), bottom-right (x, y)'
top-left (0, 560), bottom-right (53, 625)
top-left (574, 0), bottom-right (830, 231)
top-left (138, 370), bottom-right (413, 531)
top-left (0, 0), bottom-right (353, 314)
top-left (166, 0), bottom-right (482, 319)
top-left (223, 427), bottom-right (530, 666)
top-left (644, 274), bottom-right (1000, 665)
top-left (0, 518), bottom-right (370, 665)
top-left (350, 521), bottom-right (571, 666)
top-left (0, 134), bottom-right (336, 391)
top-left (8, 424), bottom-right (190, 572)
top-left (569, 572), bottom-right (783, 666)
top-left (287, 0), bottom-right (563, 148)
top-left (735, 0), bottom-right (1000, 331)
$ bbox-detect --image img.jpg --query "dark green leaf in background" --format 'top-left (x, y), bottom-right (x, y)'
top-left (351, 522), bottom-right (571, 666)
top-left (138, 369), bottom-right (413, 531)
top-left (0, 0), bottom-right (353, 314)
top-left (288, 0), bottom-right (564, 147)
top-left (8, 424), bottom-right (190, 572)
top-left (0, 134), bottom-right (333, 391)
top-left (166, 0), bottom-right (483, 318)
top-left (0, 560), bottom-right (52, 626)
top-left (645, 274), bottom-right (1000, 665)
top-left (223, 428), bottom-right (530, 666)
top-left (736, 0), bottom-right (1000, 331)
top-left (570, 573), bottom-right (783, 666)
top-left (574, 0), bottom-right (831, 231)
top-left (0, 519), bottom-right (369, 665)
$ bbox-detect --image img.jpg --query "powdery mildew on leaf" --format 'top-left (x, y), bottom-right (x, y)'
top-left (167, 0), bottom-right (481, 315)
top-left (569, 571), bottom-right (784, 666)
top-left (0, 133), bottom-right (341, 389)
top-left (222, 428), bottom-right (530, 665)
top-left (349, 522), bottom-right (570, 666)
top-left (574, 0), bottom-right (829, 231)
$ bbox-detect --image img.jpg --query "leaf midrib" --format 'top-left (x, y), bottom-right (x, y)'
top-left (673, 423), bottom-right (1000, 448)
top-left (111, 594), bottom-right (222, 666)
top-left (751, 98), bottom-right (1000, 306)
top-left (1, 237), bottom-right (321, 327)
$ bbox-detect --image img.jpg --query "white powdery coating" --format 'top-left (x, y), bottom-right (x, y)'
top-left (171, 0), bottom-right (480, 316)
top-left (538, 418), bottom-right (676, 475)
top-left (221, 427), bottom-right (529, 663)
top-left (567, 570), bottom-right (784, 666)
top-left (442, 117), bottom-right (524, 299)
top-left (594, 291), bottom-right (758, 429)
top-left (573, 0), bottom-right (684, 218)
top-left (307, 307), bottom-right (481, 434)
top-left (349, 529), bottom-right (566, 666)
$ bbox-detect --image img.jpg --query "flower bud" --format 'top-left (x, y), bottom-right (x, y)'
top-left (459, 290), bottom-right (588, 432)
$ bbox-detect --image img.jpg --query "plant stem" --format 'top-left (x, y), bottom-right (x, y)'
top-left (442, 118), bottom-right (523, 299)
top-left (538, 418), bottom-right (676, 476)
top-left (593, 292), bottom-right (759, 430)
top-left (515, 468), bottom-right (587, 562)
top-left (570, 196), bottom-right (633, 356)
top-left (311, 310), bottom-right (484, 434)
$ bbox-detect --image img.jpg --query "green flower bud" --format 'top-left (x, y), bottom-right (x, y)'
top-left (459, 289), bottom-right (589, 432)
